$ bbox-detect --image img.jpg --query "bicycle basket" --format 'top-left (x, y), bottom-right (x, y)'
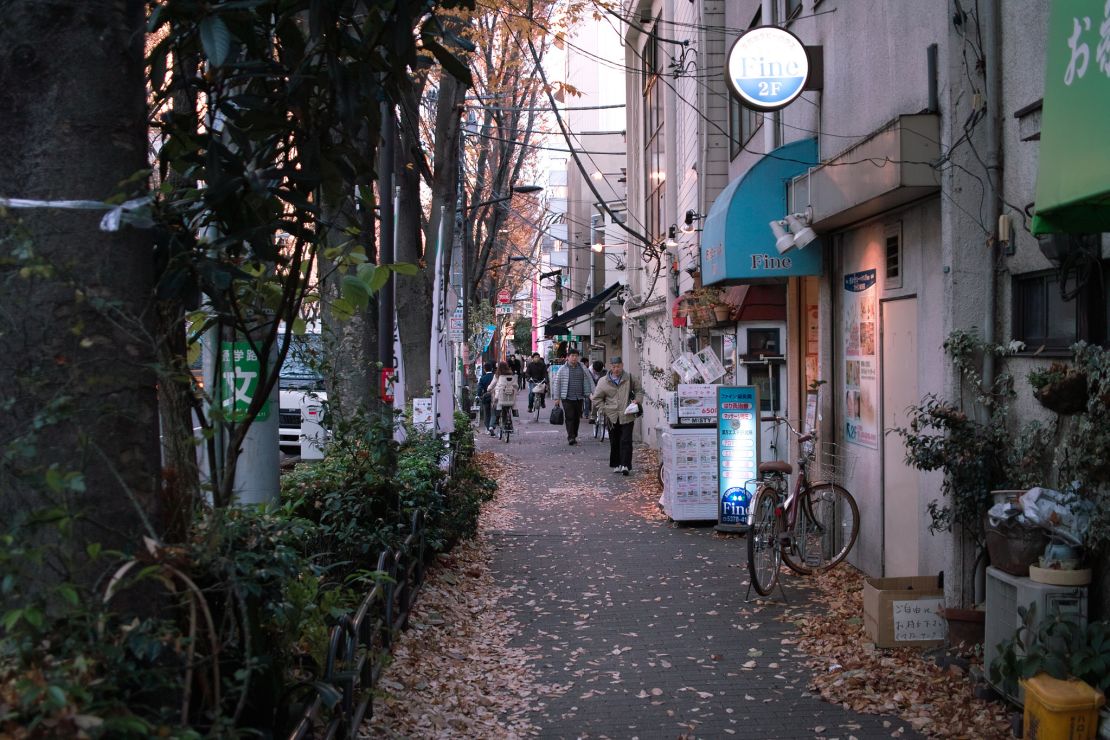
top-left (807, 442), bottom-right (857, 486)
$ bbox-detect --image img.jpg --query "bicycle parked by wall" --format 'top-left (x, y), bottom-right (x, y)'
top-left (747, 416), bottom-right (860, 597)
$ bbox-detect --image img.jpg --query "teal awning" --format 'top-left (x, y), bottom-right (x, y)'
top-left (1032, 0), bottom-right (1110, 235)
top-left (700, 138), bottom-right (822, 285)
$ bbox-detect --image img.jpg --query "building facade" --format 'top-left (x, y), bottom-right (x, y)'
top-left (620, 0), bottom-right (1107, 607)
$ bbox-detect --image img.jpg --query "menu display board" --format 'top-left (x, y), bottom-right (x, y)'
top-left (672, 383), bottom-right (718, 426)
top-left (716, 386), bottom-right (761, 531)
top-left (660, 428), bottom-right (720, 521)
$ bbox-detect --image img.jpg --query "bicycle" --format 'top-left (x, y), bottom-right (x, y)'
top-left (592, 408), bottom-right (608, 441)
top-left (746, 416), bottom-right (860, 597)
top-left (530, 381), bottom-right (547, 422)
top-left (496, 405), bottom-right (514, 443)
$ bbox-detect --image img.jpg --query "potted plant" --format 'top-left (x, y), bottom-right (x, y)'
top-left (712, 302), bottom-right (732, 322)
top-left (687, 287), bottom-right (721, 327)
top-left (941, 604), bottom-right (985, 650)
top-left (1029, 362), bottom-right (1089, 415)
top-left (895, 331), bottom-right (1053, 596)
top-left (990, 606), bottom-right (1110, 707)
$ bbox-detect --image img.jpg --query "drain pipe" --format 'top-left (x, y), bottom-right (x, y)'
top-left (976, 0), bottom-right (1002, 604)
top-left (762, 0), bottom-right (777, 152)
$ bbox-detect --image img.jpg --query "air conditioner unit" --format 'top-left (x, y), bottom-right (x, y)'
top-left (984, 566), bottom-right (1088, 704)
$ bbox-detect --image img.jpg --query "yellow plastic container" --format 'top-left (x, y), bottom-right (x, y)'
top-left (1021, 674), bottom-right (1105, 740)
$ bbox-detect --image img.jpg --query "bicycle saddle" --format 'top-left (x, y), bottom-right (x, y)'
top-left (758, 460), bottom-right (793, 475)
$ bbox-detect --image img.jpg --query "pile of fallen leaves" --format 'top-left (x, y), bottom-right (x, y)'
top-left (364, 452), bottom-right (564, 738)
top-left (780, 567), bottom-right (1012, 738)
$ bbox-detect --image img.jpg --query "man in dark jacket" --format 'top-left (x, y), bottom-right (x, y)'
top-left (525, 352), bottom-right (549, 412)
top-left (551, 348), bottom-right (595, 445)
top-left (476, 362), bottom-right (496, 432)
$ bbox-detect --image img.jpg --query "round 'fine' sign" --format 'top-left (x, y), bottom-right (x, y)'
top-left (725, 26), bottom-right (809, 111)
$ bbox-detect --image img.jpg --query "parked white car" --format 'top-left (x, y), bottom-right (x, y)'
top-left (279, 334), bottom-right (327, 456)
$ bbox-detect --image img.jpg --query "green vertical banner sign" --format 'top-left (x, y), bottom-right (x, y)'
top-left (1032, 1), bottom-right (1110, 234)
top-left (220, 340), bottom-right (270, 422)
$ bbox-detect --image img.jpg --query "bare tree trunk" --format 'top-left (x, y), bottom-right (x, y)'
top-left (0, 0), bottom-right (162, 581)
top-left (395, 80), bottom-right (434, 395)
top-left (319, 197), bottom-right (377, 417)
top-left (410, 71), bottom-right (465, 399)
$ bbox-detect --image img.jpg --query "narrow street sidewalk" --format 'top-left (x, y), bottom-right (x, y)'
top-left (482, 391), bottom-right (919, 739)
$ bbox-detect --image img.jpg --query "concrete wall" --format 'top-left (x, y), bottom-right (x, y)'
top-left (832, 199), bottom-right (946, 577)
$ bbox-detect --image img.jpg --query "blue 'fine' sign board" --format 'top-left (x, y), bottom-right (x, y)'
top-left (717, 386), bottom-right (761, 531)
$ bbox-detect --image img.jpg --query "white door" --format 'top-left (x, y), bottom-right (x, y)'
top-left (881, 298), bottom-right (919, 576)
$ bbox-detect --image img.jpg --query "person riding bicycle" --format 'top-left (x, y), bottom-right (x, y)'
top-left (490, 361), bottom-right (518, 436)
top-left (476, 361), bottom-right (496, 433)
top-left (525, 352), bottom-right (549, 413)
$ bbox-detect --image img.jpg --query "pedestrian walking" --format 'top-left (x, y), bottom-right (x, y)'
top-left (489, 361), bottom-right (518, 436)
top-left (525, 352), bottom-right (550, 413)
top-left (507, 354), bottom-right (522, 390)
top-left (591, 356), bottom-right (640, 475)
top-left (550, 347), bottom-right (594, 445)
top-left (476, 361), bottom-right (496, 433)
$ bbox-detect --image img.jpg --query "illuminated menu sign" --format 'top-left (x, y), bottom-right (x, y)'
top-left (716, 386), bottom-right (761, 531)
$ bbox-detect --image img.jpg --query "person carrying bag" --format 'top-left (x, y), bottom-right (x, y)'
top-left (590, 356), bottom-right (640, 475)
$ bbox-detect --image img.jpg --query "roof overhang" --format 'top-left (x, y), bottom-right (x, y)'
top-left (544, 282), bottom-right (623, 336)
top-left (792, 114), bottom-right (940, 233)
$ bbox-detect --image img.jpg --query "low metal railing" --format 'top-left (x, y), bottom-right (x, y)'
top-left (288, 508), bottom-right (427, 739)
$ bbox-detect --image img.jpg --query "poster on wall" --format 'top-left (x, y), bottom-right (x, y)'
top-left (672, 353), bottom-right (701, 383)
top-left (843, 270), bottom-right (878, 448)
top-left (693, 346), bottom-right (726, 383)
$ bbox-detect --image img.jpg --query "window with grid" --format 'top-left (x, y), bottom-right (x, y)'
top-left (643, 18), bottom-right (666, 244)
top-left (728, 95), bottom-right (763, 159)
top-left (727, 8), bottom-right (765, 160)
top-left (1012, 261), bottom-right (1109, 352)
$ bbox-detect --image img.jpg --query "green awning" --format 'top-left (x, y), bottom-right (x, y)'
top-left (1032, 1), bottom-right (1110, 235)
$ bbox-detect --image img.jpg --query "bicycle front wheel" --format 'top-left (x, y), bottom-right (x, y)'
top-left (782, 483), bottom-right (860, 574)
top-left (746, 487), bottom-right (782, 596)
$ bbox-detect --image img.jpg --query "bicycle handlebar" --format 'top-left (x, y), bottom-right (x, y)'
top-left (766, 416), bottom-right (816, 443)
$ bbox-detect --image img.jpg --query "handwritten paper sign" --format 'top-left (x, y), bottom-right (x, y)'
top-left (892, 599), bottom-right (946, 642)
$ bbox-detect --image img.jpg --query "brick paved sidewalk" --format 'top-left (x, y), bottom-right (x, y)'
top-left (479, 392), bottom-right (919, 739)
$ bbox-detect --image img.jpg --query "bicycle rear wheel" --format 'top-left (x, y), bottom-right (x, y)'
top-left (746, 487), bottom-right (782, 596)
top-left (782, 483), bottom-right (860, 574)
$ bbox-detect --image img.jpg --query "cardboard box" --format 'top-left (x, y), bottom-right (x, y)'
top-left (863, 575), bottom-right (946, 648)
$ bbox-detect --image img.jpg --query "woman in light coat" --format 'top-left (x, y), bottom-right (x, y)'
top-left (489, 361), bottom-right (518, 435)
top-left (590, 356), bottom-right (639, 475)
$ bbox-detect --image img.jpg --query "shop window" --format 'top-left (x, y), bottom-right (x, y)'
top-left (747, 363), bottom-right (782, 411)
top-left (747, 328), bottom-right (781, 355)
top-left (1011, 261), bottom-right (1109, 352)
